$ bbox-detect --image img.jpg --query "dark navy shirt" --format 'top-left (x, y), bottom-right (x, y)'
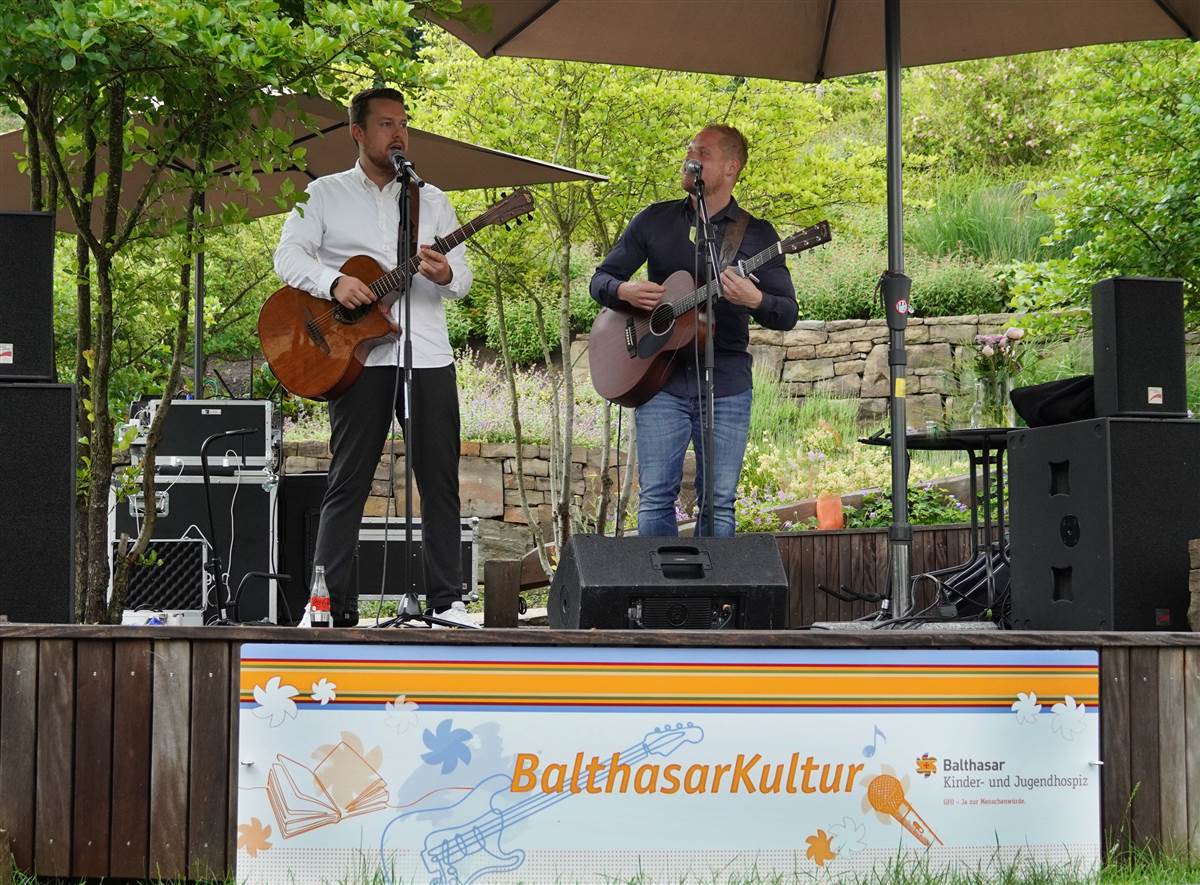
top-left (589, 196), bottom-right (798, 398)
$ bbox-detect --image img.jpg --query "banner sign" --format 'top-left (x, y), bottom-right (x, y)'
top-left (236, 644), bottom-right (1100, 883)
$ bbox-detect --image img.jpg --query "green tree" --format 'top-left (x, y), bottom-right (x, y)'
top-left (0, 0), bottom-right (456, 621)
top-left (1012, 41), bottom-right (1200, 336)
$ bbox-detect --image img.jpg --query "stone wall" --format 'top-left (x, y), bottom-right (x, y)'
top-left (282, 439), bottom-right (630, 562)
top-left (572, 312), bottom-right (1022, 427)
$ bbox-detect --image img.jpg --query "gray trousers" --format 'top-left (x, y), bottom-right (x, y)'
top-left (313, 364), bottom-right (462, 624)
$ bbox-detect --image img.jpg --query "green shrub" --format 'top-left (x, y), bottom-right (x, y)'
top-left (793, 239), bottom-right (1006, 321)
top-left (914, 260), bottom-right (1008, 317)
top-left (845, 485), bottom-right (969, 527)
top-left (908, 178), bottom-right (1064, 263)
top-left (444, 298), bottom-right (473, 350)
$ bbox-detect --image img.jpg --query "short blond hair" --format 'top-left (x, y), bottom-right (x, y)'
top-left (701, 124), bottom-right (749, 172)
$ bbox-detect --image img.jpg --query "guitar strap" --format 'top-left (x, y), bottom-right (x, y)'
top-left (718, 208), bottom-right (751, 271)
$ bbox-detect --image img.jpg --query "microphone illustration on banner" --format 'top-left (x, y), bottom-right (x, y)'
top-left (389, 148), bottom-right (425, 188)
top-left (866, 774), bottom-right (943, 847)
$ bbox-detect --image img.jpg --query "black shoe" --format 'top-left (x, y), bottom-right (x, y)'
top-left (333, 611), bottom-right (359, 628)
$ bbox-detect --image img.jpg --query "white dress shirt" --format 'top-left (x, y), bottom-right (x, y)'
top-left (273, 162), bottom-right (473, 368)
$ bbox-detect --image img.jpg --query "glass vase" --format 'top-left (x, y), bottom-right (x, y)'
top-left (973, 373), bottom-right (1014, 428)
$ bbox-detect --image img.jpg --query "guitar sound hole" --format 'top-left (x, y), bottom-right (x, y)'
top-left (332, 304), bottom-right (369, 324)
top-left (649, 303), bottom-right (675, 336)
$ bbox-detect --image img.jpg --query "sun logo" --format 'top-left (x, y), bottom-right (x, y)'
top-left (915, 754), bottom-right (938, 778)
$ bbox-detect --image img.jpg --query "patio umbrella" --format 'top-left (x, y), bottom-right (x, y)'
top-left (426, 0), bottom-right (1199, 616)
top-left (0, 94), bottom-right (606, 394)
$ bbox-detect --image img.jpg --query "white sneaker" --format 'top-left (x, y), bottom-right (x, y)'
top-left (429, 601), bottom-right (482, 629)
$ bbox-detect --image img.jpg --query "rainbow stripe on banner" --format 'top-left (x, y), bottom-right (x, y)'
top-left (240, 646), bottom-right (1098, 712)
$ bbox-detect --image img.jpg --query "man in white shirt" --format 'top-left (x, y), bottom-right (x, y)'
top-left (274, 86), bottom-right (475, 627)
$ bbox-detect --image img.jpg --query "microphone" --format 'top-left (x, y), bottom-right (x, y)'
top-left (683, 159), bottom-right (703, 176)
top-left (866, 774), bottom-right (943, 847)
top-left (389, 148), bottom-right (425, 188)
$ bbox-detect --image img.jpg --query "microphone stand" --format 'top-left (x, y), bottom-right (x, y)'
top-left (200, 428), bottom-right (256, 625)
top-left (374, 155), bottom-right (462, 630)
top-left (692, 176), bottom-right (724, 537)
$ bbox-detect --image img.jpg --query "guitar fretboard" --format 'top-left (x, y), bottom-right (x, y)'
top-left (367, 217), bottom-right (485, 300)
top-left (670, 242), bottom-right (783, 316)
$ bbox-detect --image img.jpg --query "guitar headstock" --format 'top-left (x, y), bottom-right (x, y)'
top-left (480, 188), bottom-right (536, 231)
top-left (780, 220), bottom-right (832, 255)
top-left (643, 722), bottom-right (705, 757)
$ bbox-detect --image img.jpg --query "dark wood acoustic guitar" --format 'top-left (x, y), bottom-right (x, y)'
top-left (257, 189), bottom-right (534, 400)
top-left (587, 220), bottom-right (831, 407)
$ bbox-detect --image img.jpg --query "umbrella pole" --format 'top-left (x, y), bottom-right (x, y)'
top-left (884, 0), bottom-right (914, 617)
top-left (193, 192), bottom-right (206, 399)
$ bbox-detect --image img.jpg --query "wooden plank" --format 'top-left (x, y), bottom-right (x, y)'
top-left (1128, 647), bottom-right (1161, 848)
top-left (228, 644), bottom-right (242, 872)
top-left (850, 532), bottom-right (866, 622)
top-left (0, 641), bottom-right (37, 873)
top-left (797, 534), bottom-right (812, 627)
top-left (110, 640), bottom-right (152, 880)
top-left (838, 531), bottom-right (854, 623)
top-left (483, 560), bottom-right (522, 628)
top-left (34, 640), bottom-right (74, 877)
top-left (72, 640), bottom-right (113, 878)
top-left (1101, 648), bottom-right (1132, 857)
top-left (188, 642), bottom-right (229, 880)
top-left (1156, 648), bottom-right (1188, 853)
top-left (1185, 648), bottom-right (1200, 859)
top-left (812, 534), bottom-right (828, 625)
top-left (149, 640), bottom-right (191, 880)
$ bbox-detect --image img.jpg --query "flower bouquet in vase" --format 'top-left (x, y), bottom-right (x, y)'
top-left (970, 327), bottom-right (1024, 428)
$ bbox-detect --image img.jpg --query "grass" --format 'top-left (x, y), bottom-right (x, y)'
top-left (10, 852), bottom-right (1200, 884)
top-left (907, 176), bottom-right (1065, 264)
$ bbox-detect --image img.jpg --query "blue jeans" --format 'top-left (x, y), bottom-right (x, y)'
top-left (635, 387), bottom-right (752, 537)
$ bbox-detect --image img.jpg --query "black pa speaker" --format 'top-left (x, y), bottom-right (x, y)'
top-left (549, 534), bottom-right (789, 629)
top-left (0, 384), bottom-right (75, 622)
top-left (1092, 276), bottom-right (1186, 418)
top-left (278, 471), bottom-right (329, 624)
top-left (1008, 418), bottom-right (1200, 630)
top-left (0, 212), bottom-right (56, 382)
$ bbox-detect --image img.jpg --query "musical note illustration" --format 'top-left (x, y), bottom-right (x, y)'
top-left (866, 774), bottom-right (943, 847)
top-left (862, 725), bottom-right (886, 758)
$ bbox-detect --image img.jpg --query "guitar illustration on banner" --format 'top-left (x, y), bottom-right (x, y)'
top-left (379, 723), bottom-right (705, 885)
top-left (587, 220), bottom-right (831, 407)
top-left (258, 188), bottom-right (535, 400)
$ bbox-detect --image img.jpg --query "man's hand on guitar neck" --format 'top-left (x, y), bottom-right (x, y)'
top-left (418, 246), bottom-right (453, 285)
top-left (617, 280), bottom-right (665, 311)
top-left (332, 275), bottom-right (376, 308)
top-left (719, 267), bottom-right (763, 310)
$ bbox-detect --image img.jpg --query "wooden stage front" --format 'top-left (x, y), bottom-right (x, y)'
top-left (0, 624), bottom-right (1197, 881)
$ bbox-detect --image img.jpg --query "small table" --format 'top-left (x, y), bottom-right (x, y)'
top-left (860, 427), bottom-right (1012, 617)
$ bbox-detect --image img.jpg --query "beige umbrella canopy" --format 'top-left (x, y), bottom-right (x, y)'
top-left (429, 0), bottom-right (1197, 81)
top-left (0, 94), bottom-right (606, 233)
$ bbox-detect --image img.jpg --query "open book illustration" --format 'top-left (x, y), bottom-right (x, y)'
top-left (266, 741), bottom-right (390, 838)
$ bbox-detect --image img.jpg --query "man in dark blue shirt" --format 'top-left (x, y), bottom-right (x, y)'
top-left (590, 124), bottom-right (798, 537)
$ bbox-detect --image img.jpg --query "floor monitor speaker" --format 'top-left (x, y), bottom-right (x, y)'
top-left (0, 212), bottom-right (56, 382)
top-left (549, 534), bottom-right (789, 629)
top-left (1008, 417), bottom-right (1200, 630)
top-left (0, 383), bottom-right (75, 622)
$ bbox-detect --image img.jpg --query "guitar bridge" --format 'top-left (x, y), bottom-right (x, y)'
top-left (303, 306), bottom-right (331, 355)
top-left (624, 316), bottom-right (637, 356)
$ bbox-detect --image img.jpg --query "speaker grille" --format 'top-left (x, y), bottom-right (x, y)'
top-left (0, 212), bottom-right (55, 381)
top-left (112, 539), bottom-right (205, 610)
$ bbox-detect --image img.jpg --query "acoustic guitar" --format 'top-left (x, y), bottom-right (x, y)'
top-left (257, 189), bottom-right (534, 400)
top-left (587, 220), bottom-right (831, 407)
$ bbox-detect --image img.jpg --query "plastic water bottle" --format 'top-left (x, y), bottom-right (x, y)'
top-left (309, 565), bottom-right (331, 628)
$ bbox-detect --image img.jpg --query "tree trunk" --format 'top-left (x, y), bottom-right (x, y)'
top-left (73, 122), bottom-right (97, 621)
top-left (555, 237), bottom-right (575, 545)
top-left (83, 254), bottom-right (116, 622)
top-left (109, 191), bottom-right (199, 622)
top-left (615, 419), bottom-right (636, 537)
top-left (595, 401), bottom-right (613, 533)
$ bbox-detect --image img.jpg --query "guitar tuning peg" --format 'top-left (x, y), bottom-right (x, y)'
top-left (504, 223), bottom-right (511, 231)
top-left (515, 218), bottom-right (522, 225)
top-left (527, 214), bottom-right (533, 221)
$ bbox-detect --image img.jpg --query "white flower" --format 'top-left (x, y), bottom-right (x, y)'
top-left (252, 676), bottom-right (299, 728)
top-left (981, 344), bottom-right (995, 357)
top-left (1011, 691), bottom-right (1042, 725)
top-left (829, 816), bottom-right (867, 856)
top-left (1050, 695), bottom-right (1087, 741)
top-left (310, 678), bottom-right (337, 706)
top-left (1005, 327), bottom-right (1025, 340)
top-left (385, 695), bottom-right (419, 733)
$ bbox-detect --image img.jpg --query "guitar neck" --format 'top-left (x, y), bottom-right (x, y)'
top-left (367, 218), bottom-right (484, 300)
top-left (673, 241), bottom-right (783, 315)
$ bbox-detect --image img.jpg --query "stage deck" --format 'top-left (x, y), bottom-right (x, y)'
top-left (0, 625), bottom-right (1197, 880)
